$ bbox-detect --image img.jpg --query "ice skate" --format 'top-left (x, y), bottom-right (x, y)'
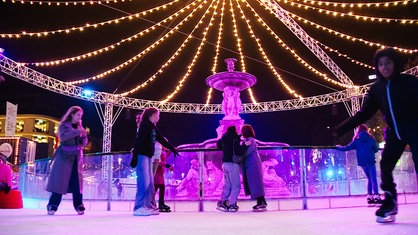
top-left (76, 205), bottom-right (85, 215)
top-left (252, 201), bottom-right (267, 212)
top-left (228, 203), bottom-right (239, 212)
top-left (216, 200), bottom-right (230, 212)
top-left (366, 194), bottom-right (374, 207)
top-left (159, 204), bottom-right (171, 213)
top-left (47, 206), bottom-right (57, 215)
top-left (47, 209), bottom-right (56, 215)
top-left (373, 194), bottom-right (382, 204)
top-left (375, 191), bottom-right (397, 223)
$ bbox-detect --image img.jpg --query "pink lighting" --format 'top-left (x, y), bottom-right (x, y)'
top-left (206, 58), bottom-right (257, 137)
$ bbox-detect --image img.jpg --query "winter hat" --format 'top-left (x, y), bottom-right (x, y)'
top-left (0, 143), bottom-right (12, 163)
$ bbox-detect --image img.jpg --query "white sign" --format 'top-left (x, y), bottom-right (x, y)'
top-left (5, 102), bottom-right (18, 136)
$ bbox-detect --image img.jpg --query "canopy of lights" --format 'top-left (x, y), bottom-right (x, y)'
top-left (0, 0), bottom-right (417, 109)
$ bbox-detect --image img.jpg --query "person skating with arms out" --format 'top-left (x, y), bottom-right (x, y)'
top-left (334, 48), bottom-right (418, 223)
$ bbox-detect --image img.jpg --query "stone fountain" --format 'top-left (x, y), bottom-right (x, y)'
top-left (177, 58), bottom-right (288, 149)
top-left (206, 58), bottom-right (257, 138)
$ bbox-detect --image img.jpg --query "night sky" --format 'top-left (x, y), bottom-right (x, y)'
top-left (1, 0), bottom-right (417, 151)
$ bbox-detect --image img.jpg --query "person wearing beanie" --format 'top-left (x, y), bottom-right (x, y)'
top-left (0, 154), bottom-right (12, 194)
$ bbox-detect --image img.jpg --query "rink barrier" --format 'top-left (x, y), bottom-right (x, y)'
top-left (18, 146), bottom-right (417, 211)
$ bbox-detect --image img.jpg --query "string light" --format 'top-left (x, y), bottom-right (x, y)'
top-left (230, 0), bottom-right (246, 72)
top-left (68, 0), bottom-right (208, 85)
top-left (161, 0), bottom-right (220, 103)
top-left (3, 0), bottom-right (131, 6)
top-left (207, 0), bottom-right (226, 105)
top-left (279, 0), bottom-right (418, 24)
top-left (286, 11), bottom-right (418, 54)
top-left (278, 0), bottom-right (417, 9)
top-left (319, 43), bottom-right (374, 69)
top-left (235, 0), bottom-right (303, 99)
top-left (230, 0), bottom-right (257, 103)
top-left (117, 0), bottom-right (211, 96)
top-left (26, 0), bottom-right (196, 66)
top-left (0, 1), bottom-right (179, 38)
top-left (245, 0), bottom-right (354, 89)
top-left (247, 88), bottom-right (258, 104)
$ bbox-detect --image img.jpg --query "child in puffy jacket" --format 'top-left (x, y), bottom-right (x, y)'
top-left (154, 147), bottom-right (174, 212)
top-left (336, 124), bottom-right (381, 204)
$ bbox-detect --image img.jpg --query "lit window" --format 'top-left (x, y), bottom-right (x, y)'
top-left (33, 119), bottom-right (48, 133)
top-left (32, 135), bottom-right (48, 143)
top-left (16, 120), bottom-right (24, 132)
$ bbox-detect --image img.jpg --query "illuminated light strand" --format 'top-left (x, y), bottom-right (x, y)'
top-left (286, 11), bottom-right (418, 54)
top-left (118, 0), bottom-right (212, 96)
top-left (279, 0), bottom-right (418, 24)
top-left (247, 88), bottom-right (258, 104)
top-left (230, 0), bottom-right (246, 72)
top-left (207, 0), bottom-right (227, 105)
top-left (280, 0), bottom-right (417, 9)
top-left (211, 0), bottom-right (226, 74)
top-left (161, 0), bottom-right (220, 103)
top-left (67, 0), bottom-right (209, 85)
top-left (231, 0), bottom-right (258, 103)
top-left (205, 87), bottom-right (214, 106)
top-left (4, 0), bottom-right (132, 6)
top-left (319, 43), bottom-right (374, 69)
top-left (235, 0), bottom-right (303, 99)
top-left (0, 1), bottom-right (179, 38)
top-left (26, 0), bottom-right (200, 66)
top-left (246, 0), bottom-right (354, 89)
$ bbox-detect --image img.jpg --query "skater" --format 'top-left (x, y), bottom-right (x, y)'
top-left (46, 106), bottom-right (88, 215)
top-left (0, 153), bottom-right (12, 194)
top-left (239, 124), bottom-right (267, 212)
top-left (131, 107), bottom-right (179, 216)
top-left (216, 126), bottom-right (242, 212)
top-left (334, 48), bottom-right (418, 223)
top-left (154, 147), bottom-right (174, 212)
top-left (336, 124), bottom-right (381, 205)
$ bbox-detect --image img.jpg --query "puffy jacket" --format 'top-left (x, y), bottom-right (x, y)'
top-left (336, 131), bottom-right (379, 166)
top-left (217, 131), bottom-right (242, 163)
top-left (336, 74), bottom-right (418, 140)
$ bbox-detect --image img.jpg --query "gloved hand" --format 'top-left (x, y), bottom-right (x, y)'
top-left (172, 149), bottom-right (180, 157)
top-left (5, 185), bottom-right (11, 194)
top-left (130, 152), bottom-right (138, 168)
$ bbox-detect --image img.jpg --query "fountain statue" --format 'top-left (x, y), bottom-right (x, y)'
top-left (206, 58), bottom-right (256, 138)
top-left (177, 58), bottom-right (287, 149)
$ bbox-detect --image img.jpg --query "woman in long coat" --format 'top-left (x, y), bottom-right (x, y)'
top-left (240, 124), bottom-right (267, 211)
top-left (46, 106), bottom-right (88, 215)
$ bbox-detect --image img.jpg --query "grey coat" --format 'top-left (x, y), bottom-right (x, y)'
top-left (46, 122), bottom-right (88, 194)
top-left (241, 137), bottom-right (265, 199)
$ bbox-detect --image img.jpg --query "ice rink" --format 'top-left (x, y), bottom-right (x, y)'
top-left (2, 202), bottom-right (418, 235)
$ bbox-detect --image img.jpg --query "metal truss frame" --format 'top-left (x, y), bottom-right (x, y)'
top-left (259, 0), bottom-right (354, 86)
top-left (0, 54), bottom-right (368, 114)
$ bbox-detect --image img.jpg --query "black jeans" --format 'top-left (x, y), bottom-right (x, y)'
top-left (47, 158), bottom-right (83, 210)
top-left (154, 184), bottom-right (165, 207)
top-left (380, 129), bottom-right (418, 196)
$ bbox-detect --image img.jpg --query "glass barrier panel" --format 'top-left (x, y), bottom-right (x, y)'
top-left (18, 148), bottom-right (416, 202)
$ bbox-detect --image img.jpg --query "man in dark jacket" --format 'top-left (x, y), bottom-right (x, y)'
top-left (334, 48), bottom-right (418, 223)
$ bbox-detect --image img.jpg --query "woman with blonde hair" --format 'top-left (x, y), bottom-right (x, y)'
top-left (46, 106), bottom-right (88, 215)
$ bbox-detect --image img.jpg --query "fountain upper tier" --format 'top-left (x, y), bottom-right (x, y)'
top-left (205, 58), bottom-right (256, 91)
